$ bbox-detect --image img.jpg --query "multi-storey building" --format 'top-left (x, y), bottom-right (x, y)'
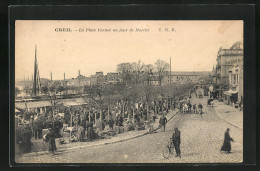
top-left (67, 75), bottom-right (90, 87)
top-left (106, 72), bottom-right (121, 84)
top-left (212, 41), bottom-right (243, 87)
top-left (90, 72), bottom-right (106, 86)
top-left (161, 71), bottom-right (211, 85)
top-left (223, 60), bottom-right (243, 105)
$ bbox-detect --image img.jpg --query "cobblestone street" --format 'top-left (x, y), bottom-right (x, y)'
top-left (16, 95), bottom-right (243, 163)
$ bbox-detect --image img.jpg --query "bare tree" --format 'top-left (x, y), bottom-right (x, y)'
top-left (116, 63), bottom-right (133, 86)
top-left (144, 64), bottom-right (154, 72)
top-left (154, 59), bottom-right (170, 86)
top-left (132, 60), bottom-right (145, 85)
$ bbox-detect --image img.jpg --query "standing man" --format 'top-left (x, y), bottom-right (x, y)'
top-left (198, 103), bottom-right (203, 115)
top-left (159, 114), bottom-right (167, 132)
top-left (193, 104), bottom-right (197, 113)
top-left (22, 124), bottom-right (33, 153)
top-left (172, 127), bottom-right (181, 158)
top-left (221, 128), bottom-right (234, 153)
top-left (108, 117), bottom-right (114, 131)
top-left (45, 128), bottom-right (57, 155)
top-left (33, 118), bottom-right (43, 139)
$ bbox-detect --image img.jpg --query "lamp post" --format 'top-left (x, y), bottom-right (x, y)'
top-left (147, 70), bottom-right (153, 120)
top-left (148, 69), bottom-right (153, 86)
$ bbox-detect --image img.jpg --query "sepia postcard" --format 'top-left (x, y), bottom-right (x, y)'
top-left (14, 20), bottom-right (243, 163)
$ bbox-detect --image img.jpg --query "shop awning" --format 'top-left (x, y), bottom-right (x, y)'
top-left (15, 101), bottom-right (52, 109)
top-left (223, 90), bottom-right (238, 96)
top-left (61, 101), bottom-right (87, 106)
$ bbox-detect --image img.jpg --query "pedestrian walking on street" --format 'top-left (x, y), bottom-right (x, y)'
top-left (193, 104), bottom-right (197, 113)
top-left (172, 128), bottom-right (181, 158)
top-left (198, 103), bottom-right (203, 115)
top-left (188, 103), bottom-right (192, 113)
top-left (159, 114), bottom-right (167, 132)
top-left (221, 128), bottom-right (234, 153)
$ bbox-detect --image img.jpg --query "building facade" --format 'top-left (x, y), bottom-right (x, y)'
top-left (161, 71), bottom-right (211, 85)
top-left (90, 72), bottom-right (106, 86)
top-left (67, 75), bottom-right (90, 87)
top-left (106, 72), bottom-right (122, 84)
top-left (212, 41), bottom-right (243, 87)
top-left (223, 61), bottom-right (243, 105)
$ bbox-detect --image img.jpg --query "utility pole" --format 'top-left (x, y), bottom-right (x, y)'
top-left (64, 73), bottom-right (66, 86)
top-left (146, 102), bottom-right (149, 121)
top-left (33, 45), bottom-right (37, 96)
top-left (170, 57), bottom-right (172, 110)
top-left (50, 72), bottom-right (52, 82)
top-left (170, 57), bottom-right (172, 86)
top-left (100, 109), bottom-right (102, 130)
top-left (108, 105), bottom-right (110, 120)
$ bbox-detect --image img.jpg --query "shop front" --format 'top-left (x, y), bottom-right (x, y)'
top-left (223, 90), bottom-right (238, 105)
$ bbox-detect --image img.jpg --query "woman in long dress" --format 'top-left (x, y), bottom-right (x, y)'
top-left (86, 121), bottom-right (94, 141)
top-left (77, 119), bottom-right (86, 142)
top-left (221, 128), bottom-right (234, 153)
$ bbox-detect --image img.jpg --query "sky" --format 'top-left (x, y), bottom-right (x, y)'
top-left (15, 20), bottom-right (243, 81)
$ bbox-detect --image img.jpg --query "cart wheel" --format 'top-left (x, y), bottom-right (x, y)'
top-left (163, 146), bottom-right (171, 159)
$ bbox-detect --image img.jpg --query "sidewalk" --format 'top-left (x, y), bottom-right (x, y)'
top-left (20, 109), bottom-right (177, 158)
top-left (212, 100), bottom-right (243, 129)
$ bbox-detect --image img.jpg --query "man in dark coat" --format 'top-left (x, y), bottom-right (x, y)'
top-left (108, 118), bottom-right (114, 131)
top-left (45, 128), bottom-right (57, 155)
top-left (86, 121), bottom-right (94, 141)
top-left (159, 114), bottom-right (167, 132)
top-left (188, 103), bottom-right (192, 113)
top-left (198, 103), bottom-right (203, 115)
top-left (221, 128), bottom-right (234, 153)
top-left (54, 118), bottom-right (63, 138)
top-left (172, 127), bottom-right (181, 158)
top-left (22, 124), bottom-right (33, 153)
top-left (44, 117), bottom-right (53, 129)
top-left (16, 125), bottom-right (24, 154)
top-left (33, 119), bottom-right (43, 139)
top-left (193, 104), bottom-right (197, 113)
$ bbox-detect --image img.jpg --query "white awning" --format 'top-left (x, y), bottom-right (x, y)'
top-left (15, 101), bottom-right (52, 109)
top-left (223, 90), bottom-right (238, 96)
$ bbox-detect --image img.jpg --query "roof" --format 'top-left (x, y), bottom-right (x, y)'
top-left (167, 71), bottom-right (199, 76)
top-left (15, 101), bottom-right (52, 109)
top-left (15, 97), bottom-right (88, 109)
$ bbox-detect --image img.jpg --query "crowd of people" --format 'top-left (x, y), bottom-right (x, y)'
top-left (15, 85), bottom-right (236, 158)
top-left (15, 94), bottom-right (182, 155)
